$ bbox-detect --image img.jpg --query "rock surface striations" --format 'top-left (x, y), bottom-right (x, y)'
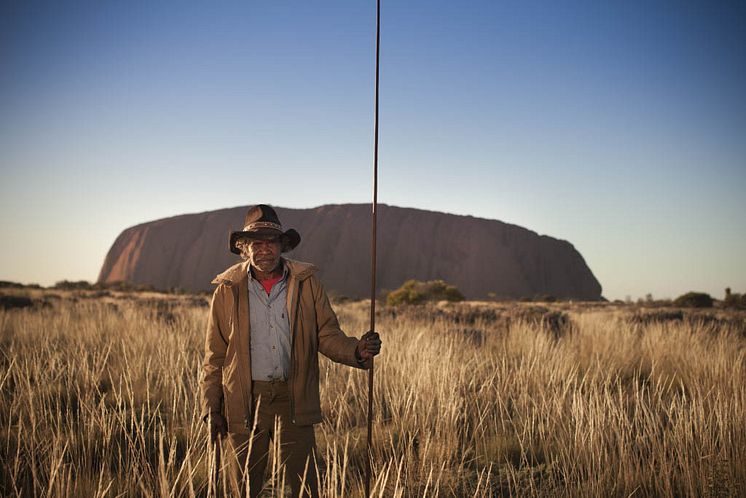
top-left (98, 204), bottom-right (603, 300)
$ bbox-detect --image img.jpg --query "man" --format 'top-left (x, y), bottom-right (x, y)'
top-left (200, 204), bottom-right (381, 497)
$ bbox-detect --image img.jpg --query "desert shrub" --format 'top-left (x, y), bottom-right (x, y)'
top-left (456, 327), bottom-right (485, 346)
top-left (0, 281), bottom-right (41, 289)
top-left (53, 280), bottom-right (157, 292)
top-left (519, 294), bottom-right (558, 302)
top-left (534, 294), bottom-right (557, 302)
top-left (388, 303), bottom-right (574, 339)
top-left (0, 295), bottom-right (34, 310)
top-left (184, 296), bottom-right (210, 308)
top-left (328, 290), bottom-right (351, 304)
top-left (684, 313), bottom-right (746, 336)
top-left (386, 279), bottom-right (464, 306)
top-left (629, 310), bottom-right (684, 325)
top-left (509, 306), bottom-right (573, 339)
top-left (673, 292), bottom-right (714, 308)
top-left (105, 281), bottom-right (156, 292)
top-left (0, 281), bottom-right (25, 289)
top-left (724, 290), bottom-right (746, 309)
top-left (53, 280), bottom-right (94, 290)
top-left (88, 290), bottom-right (112, 298)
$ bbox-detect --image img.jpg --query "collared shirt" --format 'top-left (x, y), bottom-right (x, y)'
top-left (248, 265), bottom-right (292, 381)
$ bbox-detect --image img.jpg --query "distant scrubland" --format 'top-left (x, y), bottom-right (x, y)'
top-left (0, 287), bottom-right (745, 497)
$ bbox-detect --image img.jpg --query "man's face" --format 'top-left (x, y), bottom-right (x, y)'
top-left (245, 236), bottom-right (282, 274)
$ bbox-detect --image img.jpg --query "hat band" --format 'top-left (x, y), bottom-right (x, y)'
top-left (244, 221), bottom-right (282, 232)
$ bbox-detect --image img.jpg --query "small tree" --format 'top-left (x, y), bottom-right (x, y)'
top-left (724, 288), bottom-right (746, 309)
top-left (673, 292), bottom-right (713, 308)
top-left (387, 279), bottom-right (465, 306)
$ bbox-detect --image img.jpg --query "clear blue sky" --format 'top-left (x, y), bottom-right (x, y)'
top-left (1, 0), bottom-right (744, 300)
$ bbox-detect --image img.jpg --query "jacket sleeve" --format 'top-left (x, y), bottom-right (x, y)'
top-left (200, 286), bottom-right (228, 421)
top-left (311, 276), bottom-right (368, 369)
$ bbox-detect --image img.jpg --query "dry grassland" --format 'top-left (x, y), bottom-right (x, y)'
top-left (1, 290), bottom-right (745, 497)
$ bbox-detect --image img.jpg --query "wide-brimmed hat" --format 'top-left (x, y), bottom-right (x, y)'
top-left (229, 204), bottom-right (301, 254)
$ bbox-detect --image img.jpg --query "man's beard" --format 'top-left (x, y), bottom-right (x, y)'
top-left (252, 256), bottom-right (280, 274)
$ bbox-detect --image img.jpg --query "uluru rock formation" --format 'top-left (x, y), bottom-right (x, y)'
top-left (98, 204), bottom-right (603, 300)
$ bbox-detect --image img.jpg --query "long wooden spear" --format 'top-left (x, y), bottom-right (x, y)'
top-left (365, 0), bottom-right (381, 496)
top-left (210, 432), bottom-right (221, 496)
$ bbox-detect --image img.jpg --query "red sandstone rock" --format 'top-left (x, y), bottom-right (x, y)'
top-left (98, 204), bottom-right (602, 300)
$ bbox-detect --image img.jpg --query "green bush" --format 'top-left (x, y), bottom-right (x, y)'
top-left (53, 280), bottom-right (94, 290)
top-left (386, 279), bottom-right (465, 306)
top-left (673, 292), bottom-right (713, 308)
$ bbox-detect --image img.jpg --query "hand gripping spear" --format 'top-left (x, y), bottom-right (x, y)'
top-left (365, 0), bottom-right (381, 496)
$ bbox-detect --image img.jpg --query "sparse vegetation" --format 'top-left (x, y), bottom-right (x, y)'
top-left (386, 279), bottom-right (465, 306)
top-left (1, 291), bottom-right (745, 496)
top-left (0, 281), bottom-right (42, 290)
top-left (520, 294), bottom-right (557, 303)
top-left (53, 280), bottom-right (157, 292)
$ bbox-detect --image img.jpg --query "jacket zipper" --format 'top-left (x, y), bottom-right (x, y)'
top-left (288, 278), bottom-right (300, 424)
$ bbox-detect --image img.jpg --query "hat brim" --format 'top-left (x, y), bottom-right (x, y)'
top-left (230, 228), bottom-right (300, 254)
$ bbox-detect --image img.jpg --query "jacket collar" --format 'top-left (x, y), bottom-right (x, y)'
top-left (211, 257), bottom-right (318, 287)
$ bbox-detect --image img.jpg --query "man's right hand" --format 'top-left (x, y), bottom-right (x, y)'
top-left (209, 413), bottom-right (227, 444)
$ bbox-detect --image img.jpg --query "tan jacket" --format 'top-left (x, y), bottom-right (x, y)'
top-left (200, 258), bottom-right (365, 431)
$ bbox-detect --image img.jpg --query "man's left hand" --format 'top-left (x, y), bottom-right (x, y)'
top-left (356, 330), bottom-right (382, 362)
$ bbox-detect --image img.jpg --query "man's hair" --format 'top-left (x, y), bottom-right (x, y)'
top-left (235, 237), bottom-right (252, 261)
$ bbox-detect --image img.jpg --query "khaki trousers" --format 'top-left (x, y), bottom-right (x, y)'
top-left (226, 380), bottom-right (318, 498)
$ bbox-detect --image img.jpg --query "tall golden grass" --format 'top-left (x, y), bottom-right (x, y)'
top-left (1, 293), bottom-right (744, 497)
